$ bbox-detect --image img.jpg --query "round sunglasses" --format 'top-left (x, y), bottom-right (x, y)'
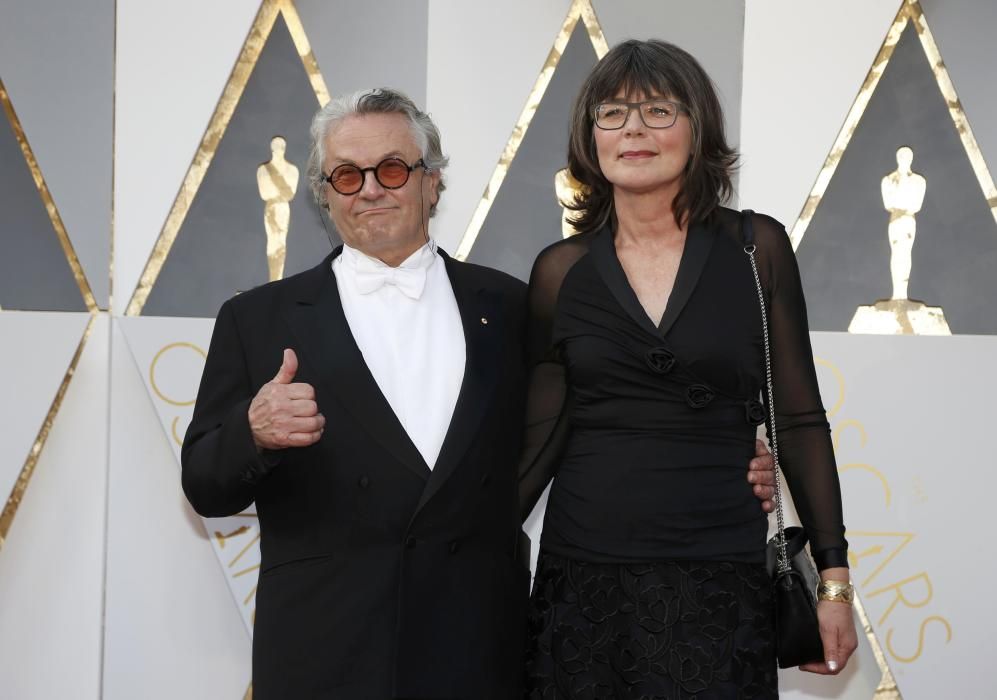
top-left (324, 157), bottom-right (427, 195)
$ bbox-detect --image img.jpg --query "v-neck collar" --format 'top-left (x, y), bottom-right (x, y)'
top-left (590, 221), bottom-right (715, 338)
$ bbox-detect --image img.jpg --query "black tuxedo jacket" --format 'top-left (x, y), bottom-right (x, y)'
top-left (181, 249), bottom-right (530, 699)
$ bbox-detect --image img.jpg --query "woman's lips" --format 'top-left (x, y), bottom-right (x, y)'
top-left (620, 150), bottom-right (656, 159)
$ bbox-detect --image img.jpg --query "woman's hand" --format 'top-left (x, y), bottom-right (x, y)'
top-left (800, 568), bottom-right (858, 674)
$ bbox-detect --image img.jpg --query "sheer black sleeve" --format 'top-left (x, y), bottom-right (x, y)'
top-left (517, 236), bottom-right (590, 521)
top-left (753, 213), bottom-right (848, 571)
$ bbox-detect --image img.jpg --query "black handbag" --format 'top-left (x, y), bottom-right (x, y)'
top-left (766, 527), bottom-right (824, 668)
top-left (742, 210), bottom-right (826, 669)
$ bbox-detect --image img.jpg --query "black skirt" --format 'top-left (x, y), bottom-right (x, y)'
top-left (525, 553), bottom-right (778, 699)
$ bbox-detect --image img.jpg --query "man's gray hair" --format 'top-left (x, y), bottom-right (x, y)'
top-left (307, 88), bottom-right (449, 213)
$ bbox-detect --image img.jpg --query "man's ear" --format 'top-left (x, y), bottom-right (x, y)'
top-left (428, 169), bottom-right (442, 208)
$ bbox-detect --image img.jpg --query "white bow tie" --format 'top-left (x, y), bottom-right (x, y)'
top-left (353, 264), bottom-right (428, 299)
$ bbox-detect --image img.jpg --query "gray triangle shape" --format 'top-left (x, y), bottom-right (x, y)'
top-left (466, 22), bottom-right (599, 282)
top-left (142, 14), bottom-right (337, 318)
top-left (0, 97), bottom-right (87, 312)
top-left (796, 22), bottom-right (997, 335)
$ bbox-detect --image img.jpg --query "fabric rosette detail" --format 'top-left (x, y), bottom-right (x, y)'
top-left (685, 384), bottom-right (715, 408)
top-left (644, 347), bottom-right (677, 374)
top-left (743, 399), bottom-right (766, 426)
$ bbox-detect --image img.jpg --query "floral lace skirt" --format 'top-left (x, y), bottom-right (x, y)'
top-left (524, 553), bottom-right (778, 699)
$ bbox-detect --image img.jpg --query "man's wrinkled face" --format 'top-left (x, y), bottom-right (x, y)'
top-left (322, 113), bottom-right (439, 264)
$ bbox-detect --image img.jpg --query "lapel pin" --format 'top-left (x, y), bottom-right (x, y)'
top-left (480, 317), bottom-right (489, 325)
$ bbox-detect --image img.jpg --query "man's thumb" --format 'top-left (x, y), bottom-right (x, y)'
top-left (273, 348), bottom-right (298, 384)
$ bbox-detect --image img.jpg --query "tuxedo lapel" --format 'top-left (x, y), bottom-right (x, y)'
top-left (282, 250), bottom-right (431, 482)
top-left (413, 252), bottom-right (501, 515)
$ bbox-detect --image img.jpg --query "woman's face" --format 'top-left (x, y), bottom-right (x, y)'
top-left (593, 89), bottom-right (693, 197)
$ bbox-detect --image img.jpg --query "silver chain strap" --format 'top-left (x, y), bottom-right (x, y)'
top-left (744, 242), bottom-right (791, 576)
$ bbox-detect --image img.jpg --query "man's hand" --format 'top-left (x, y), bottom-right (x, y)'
top-left (748, 439), bottom-right (776, 513)
top-left (249, 349), bottom-right (325, 450)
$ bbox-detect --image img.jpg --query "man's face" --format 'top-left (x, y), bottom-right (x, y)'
top-left (322, 113), bottom-right (440, 264)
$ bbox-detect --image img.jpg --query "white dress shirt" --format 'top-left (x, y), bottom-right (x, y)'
top-left (332, 240), bottom-right (466, 470)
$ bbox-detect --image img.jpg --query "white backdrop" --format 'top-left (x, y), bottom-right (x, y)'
top-left (0, 1), bottom-right (990, 698)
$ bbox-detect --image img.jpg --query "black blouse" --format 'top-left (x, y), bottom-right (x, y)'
top-left (518, 208), bottom-right (848, 571)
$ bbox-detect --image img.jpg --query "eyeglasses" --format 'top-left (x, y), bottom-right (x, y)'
top-left (592, 100), bottom-right (685, 130)
top-left (324, 157), bottom-right (427, 195)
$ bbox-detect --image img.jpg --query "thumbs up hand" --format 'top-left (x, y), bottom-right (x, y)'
top-left (271, 347), bottom-right (299, 385)
top-left (249, 349), bottom-right (325, 450)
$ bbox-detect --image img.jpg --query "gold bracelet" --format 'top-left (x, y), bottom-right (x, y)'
top-left (817, 580), bottom-right (854, 604)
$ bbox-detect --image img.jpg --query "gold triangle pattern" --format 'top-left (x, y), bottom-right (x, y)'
top-left (856, 590), bottom-right (904, 699)
top-left (0, 77), bottom-right (97, 312)
top-left (0, 315), bottom-right (96, 550)
top-left (124, 0), bottom-right (330, 316)
top-left (454, 0), bottom-right (608, 260)
top-left (789, 0), bottom-right (997, 252)
top-left (0, 77), bottom-right (98, 550)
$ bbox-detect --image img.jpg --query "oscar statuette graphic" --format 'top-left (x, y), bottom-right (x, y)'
top-left (554, 167), bottom-right (586, 239)
top-left (257, 136), bottom-right (300, 282)
top-left (849, 146), bottom-right (950, 334)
